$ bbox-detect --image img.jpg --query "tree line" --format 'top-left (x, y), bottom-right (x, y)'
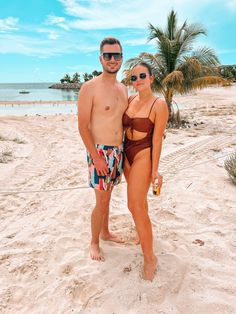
top-left (219, 65), bottom-right (236, 82)
top-left (60, 70), bottom-right (102, 84)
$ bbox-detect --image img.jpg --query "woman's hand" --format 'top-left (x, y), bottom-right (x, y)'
top-left (152, 172), bottom-right (163, 187)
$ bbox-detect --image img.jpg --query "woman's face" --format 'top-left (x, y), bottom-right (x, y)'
top-left (130, 65), bottom-right (153, 92)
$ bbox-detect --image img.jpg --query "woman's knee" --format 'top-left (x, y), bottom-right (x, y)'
top-left (128, 200), bottom-right (144, 216)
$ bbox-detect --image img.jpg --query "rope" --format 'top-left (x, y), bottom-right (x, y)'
top-left (0, 151), bottom-right (234, 195)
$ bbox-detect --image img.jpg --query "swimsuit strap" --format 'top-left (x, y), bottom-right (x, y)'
top-left (125, 94), bottom-right (138, 116)
top-left (128, 94), bottom-right (138, 105)
top-left (148, 97), bottom-right (158, 118)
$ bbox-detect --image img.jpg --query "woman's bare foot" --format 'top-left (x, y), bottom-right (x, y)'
top-left (90, 243), bottom-right (105, 261)
top-left (142, 256), bottom-right (158, 281)
top-left (100, 232), bottom-right (124, 243)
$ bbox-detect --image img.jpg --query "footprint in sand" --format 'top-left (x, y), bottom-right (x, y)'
top-left (65, 277), bottom-right (103, 309)
top-left (155, 253), bottom-right (188, 295)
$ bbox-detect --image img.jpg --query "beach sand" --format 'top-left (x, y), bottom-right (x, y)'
top-left (0, 86), bottom-right (236, 314)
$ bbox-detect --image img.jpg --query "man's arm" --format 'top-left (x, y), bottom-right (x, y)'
top-left (78, 82), bottom-right (108, 175)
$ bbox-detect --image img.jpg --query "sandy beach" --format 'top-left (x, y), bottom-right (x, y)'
top-left (0, 86), bottom-right (236, 314)
top-left (0, 101), bottom-right (76, 105)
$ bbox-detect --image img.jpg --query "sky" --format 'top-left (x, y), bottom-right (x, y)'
top-left (0, 0), bottom-right (236, 83)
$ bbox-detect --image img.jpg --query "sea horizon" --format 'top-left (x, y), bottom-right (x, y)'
top-left (0, 82), bottom-right (79, 103)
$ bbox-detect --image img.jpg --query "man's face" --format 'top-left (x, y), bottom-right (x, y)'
top-left (100, 44), bottom-right (123, 74)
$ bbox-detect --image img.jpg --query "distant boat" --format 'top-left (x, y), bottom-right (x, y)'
top-left (19, 90), bottom-right (30, 94)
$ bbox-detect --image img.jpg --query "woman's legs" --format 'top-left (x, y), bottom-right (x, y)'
top-left (126, 152), bottom-right (157, 280)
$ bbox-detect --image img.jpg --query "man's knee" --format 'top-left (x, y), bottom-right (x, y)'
top-left (95, 192), bottom-right (111, 210)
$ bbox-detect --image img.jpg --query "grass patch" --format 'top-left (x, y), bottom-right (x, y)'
top-left (0, 134), bottom-right (26, 144)
top-left (12, 137), bottom-right (26, 144)
top-left (0, 135), bottom-right (7, 141)
top-left (211, 146), bottom-right (222, 152)
top-left (224, 152), bottom-right (236, 185)
top-left (0, 148), bottom-right (13, 163)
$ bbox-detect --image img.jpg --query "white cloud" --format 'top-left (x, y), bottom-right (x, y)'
top-left (37, 28), bottom-right (61, 40)
top-left (124, 38), bottom-right (149, 46)
top-left (57, 0), bottom-right (221, 30)
top-left (218, 48), bottom-right (236, 54)
top-left (45, 15), bottom-right (70, 31)
top-left (225, 0), bottom-right (236, 10)
top-left (0, 33), bottom-right (98, 57)
top-left (0, 17), bottom-right (19, 33)
top-left (66, 64), bottom-right (95, 71)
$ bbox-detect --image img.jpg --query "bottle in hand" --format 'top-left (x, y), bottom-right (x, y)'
top-left (152, 183), bottom-right (161, 196)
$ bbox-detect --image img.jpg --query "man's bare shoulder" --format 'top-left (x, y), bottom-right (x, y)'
top-left (117, 81), bottom-right (128, 94)
top-left (80, 77), bottom-right (97, 90)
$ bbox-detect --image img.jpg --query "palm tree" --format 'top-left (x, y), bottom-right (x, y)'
top-left (63, 74), bottom-right (71, 83)
top-left (83, 73), bottom-right (93, 82)
top-left (72, 72), bottom-right (81, 83)
top-left (92, 70), bottom-right (102, 77)
top-left (124, 10), bottom-right (227, 125)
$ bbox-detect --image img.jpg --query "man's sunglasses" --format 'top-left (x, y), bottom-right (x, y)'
top-left (102, 52), bottom-right (123, 61)
top-left (130, 73), bottom-right (147, 82)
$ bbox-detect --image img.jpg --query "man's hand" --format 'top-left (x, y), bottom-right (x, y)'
top-left (93, 156), bottom-right (109, 176)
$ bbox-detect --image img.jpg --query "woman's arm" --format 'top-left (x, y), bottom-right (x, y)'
top-left (151, 99), bottom-right (169, 184)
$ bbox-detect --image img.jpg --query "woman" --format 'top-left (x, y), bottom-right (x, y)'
top-left (123, 62), bottom-right (168, 281)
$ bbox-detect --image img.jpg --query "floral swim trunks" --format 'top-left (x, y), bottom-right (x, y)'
top-left (87, 144), bottom-right (124, 191)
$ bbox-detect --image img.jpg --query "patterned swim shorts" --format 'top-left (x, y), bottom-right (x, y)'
top-left (87, 144), bottom-right (124, 191)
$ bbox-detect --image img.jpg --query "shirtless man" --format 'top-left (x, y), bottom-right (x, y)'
top-left (78, 37), bottom-right (128, 261)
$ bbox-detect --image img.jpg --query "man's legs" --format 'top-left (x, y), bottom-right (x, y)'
top-left (90, 189), bottom-right (112, 261)
top-left (100, 192), bottom-right (124, 243)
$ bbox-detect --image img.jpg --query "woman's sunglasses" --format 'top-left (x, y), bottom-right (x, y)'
top-left (102, 52), bottom-right (123, 61)
top-left (130, 73), bottom-right (147, 82)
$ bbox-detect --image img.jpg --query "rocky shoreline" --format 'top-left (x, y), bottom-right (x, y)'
top-left (49, 83), bottom-right (82, 89)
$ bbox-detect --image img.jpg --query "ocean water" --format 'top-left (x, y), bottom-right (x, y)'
top-left (0, 83), bottom-right (78, 102)
top-left (0, 103), bottom-right (77, 116)
top-left (0, 83), bottom-right (78, 116)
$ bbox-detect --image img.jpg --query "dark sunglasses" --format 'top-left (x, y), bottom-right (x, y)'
top-left (102, 52), bottom-right (123, 61)
top-left (130, 73), bottom-right (147, 82)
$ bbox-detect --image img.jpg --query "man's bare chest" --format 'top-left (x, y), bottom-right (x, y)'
top-left (94, 91), bottom-right (125, 114)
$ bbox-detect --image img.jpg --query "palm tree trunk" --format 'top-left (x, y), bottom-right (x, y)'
top-left (164, 88), bottom-right (173, 122)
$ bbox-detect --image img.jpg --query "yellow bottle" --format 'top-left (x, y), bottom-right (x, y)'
top-left (152, 184), bottom-right (161, 196)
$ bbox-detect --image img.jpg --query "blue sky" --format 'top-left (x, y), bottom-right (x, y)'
top-left (0, 0), bottom-right (236, 83)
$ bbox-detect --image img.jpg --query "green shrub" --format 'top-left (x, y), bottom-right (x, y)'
top-left (224, 152), bottom-right (236, 185)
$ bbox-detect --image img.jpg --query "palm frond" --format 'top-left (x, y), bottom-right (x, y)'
top-left (162, 70), bottom-right (184, 91)
top-left (166, 10), bottom-right (177, 39)
top-left (181, 76), bottom-right (227, 93)
top-left (191, 47), bottom-right (220, 66)
top-left (147, 23), bottom-right (165, 42)
top-left (177, 57), bottom-right (202, 79)
top-left (138, 52), bottom-right (167, 77)
top-left (177, 23), bottom-right (207, 57)
top-left (124, 56), bottom-right (145, 69)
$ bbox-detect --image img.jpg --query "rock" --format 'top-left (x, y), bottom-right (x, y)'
top-left (49, 83), bottom-right (82, 90)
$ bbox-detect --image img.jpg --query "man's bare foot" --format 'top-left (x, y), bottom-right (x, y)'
top-left (142, 256), bottom-right (158, 281)
top-left (100, 232), bottom-right (124, 243)
top-left (90, 243), bottom-right (105, 261)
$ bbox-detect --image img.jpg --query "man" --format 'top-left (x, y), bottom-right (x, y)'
top-left (78, 37), bottom-right (128, 261)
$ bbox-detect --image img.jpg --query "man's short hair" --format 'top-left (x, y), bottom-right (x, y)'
top-left (100, 37), bottom-right (122, 53)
